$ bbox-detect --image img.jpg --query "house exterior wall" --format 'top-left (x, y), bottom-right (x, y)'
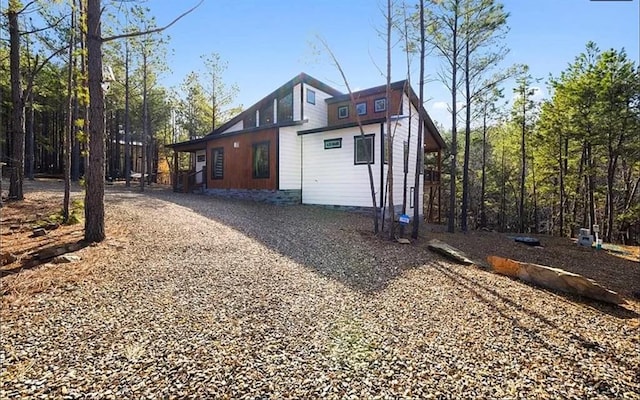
top-left (301, 123), bottom-right (383, 207)
top-left (327, 88), bottom-right (403, 127)
top-left (205, 128), bottom-right (277, 190)
top-left (386, 94), bottom-right (423, 217)
top-left (301, 93), bottom-right (423, 216)
top-left (278, 126), bottom-right (301, 190)
top-left (293, 83), bottom-right (302, 121)
top-left (302, 83), bottom-right (333, 128)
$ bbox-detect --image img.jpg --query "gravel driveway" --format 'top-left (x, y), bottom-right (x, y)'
top-left (1, 185), bottom-right (639, 398)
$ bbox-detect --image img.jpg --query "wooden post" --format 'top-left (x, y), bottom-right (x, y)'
top-left (437, 149), bottom-right (442, 223)
top-left (173, 149), bottom-right (179, 192)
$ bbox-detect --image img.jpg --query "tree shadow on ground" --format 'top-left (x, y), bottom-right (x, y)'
top-left (106, 187), bottom-right (640, 316)
top-left (432, 261), bottom-right (639, 375)
top-left (116, 189), bottom-right (435, 294)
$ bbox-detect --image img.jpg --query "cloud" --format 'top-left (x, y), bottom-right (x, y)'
top-left (432, 101), bottom-right (448, 110)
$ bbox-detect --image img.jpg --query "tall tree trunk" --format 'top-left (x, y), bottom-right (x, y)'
top-left (412, 0), bottom-right (426, 239)
top-left (519, 90), bottom-right (526, 233)
top-left (71, 96), bottom-right (80, 181)
top-left (8, 7), bottom-right (25, 200)
top-left (64, 1), bottom-right (76, 222)
top-left (532, 153), bottom-right (538, 233)
top-left (447, 1), bottom-right (459, 233)
top-left (558, 130), bottom-right (564, 237)
top-left (500, 140), bottom-right (506, 231)
top-left (124, 41), bottom-right (131, 187)
top-left (586, 142), bottom-right (596, 233)
top-left (479, 104), bottom-right (487, 228)
top-left (140, 51), bottom-right (148, 192)
top-left (386, 0), bottom-right (394, 239)
top-left (84, 0), bottom-right (106, 242)
top-left (26, 91), bottom-right (35, 180)
top-left (461, 26), bottom-right (471, 232)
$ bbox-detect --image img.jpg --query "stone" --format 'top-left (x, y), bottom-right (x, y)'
top-left (52, 255), bottom-right (81, 264)
top-left (487, 255), bottom-right (625, 305)
top-left (427, 239), bottom-right (474, 265)
top-left (32, 228), bottom-right (47, 237)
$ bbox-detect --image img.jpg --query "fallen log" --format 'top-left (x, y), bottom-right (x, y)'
top-left (428, 239), bottom-right (474, 265)
top-left (487, 255), bottom-right (626, 305)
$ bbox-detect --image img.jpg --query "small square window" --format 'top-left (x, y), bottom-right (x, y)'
top-left (307, 89), bottom-right (316, 105)
top-left (374, 98), bottom-right (386, 113)
top-left (354, 135), bottom-right (374, 165)
top-left (338, 105), bottom-right (349, 119)
top-left (356, 102), bottom-right (367, 116)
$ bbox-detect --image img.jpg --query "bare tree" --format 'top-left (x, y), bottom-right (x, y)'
top-left (412, 0), bottom-right (426, 239)
top-left (318, 36), bottom-right (380, 234)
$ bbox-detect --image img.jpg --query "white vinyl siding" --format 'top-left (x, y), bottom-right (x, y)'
top-left (302, 124), bottom-right (383, 207)
top-left (385, 94), bottom-right (423, 215)
top-left (302, 84), bottom-right (333, 128)
top-left (278, 126), bottom-right (302, 190)
top-left (300, 93), bottom-right (424, 216)
top-left (293, 83), bottom-right (302, 121)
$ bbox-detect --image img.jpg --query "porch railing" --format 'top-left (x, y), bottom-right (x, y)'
top-left (174, 168), bottom-right (207, 193)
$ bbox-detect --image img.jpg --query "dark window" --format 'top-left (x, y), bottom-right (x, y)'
top-left (356, 102), bottom-right (367, 116)
top-left (307, 89), bottom-right (316, 105)
top-left (196, 154), bottom-right (205, 163)
top-left (383, 133), bottom-right (389, 164)
top-left (354, 135), bottom-right (374, 165)
top-left (278, 92), bottom-right (293, 123)
top-left (244, 110), bottom-right (256, 128)
top-left (211, 147), bottom-right (224, 179)
top-left (338, 105), bottom-right (349, 119)
top-left (259, 102), bottom-right (274, 126)
top-left (252, 141), bottom-right (270, 178)
top-left (374, 98), bottom-right (386, 112)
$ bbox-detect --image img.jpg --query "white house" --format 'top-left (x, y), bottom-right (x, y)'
top-left (169, 73), bottom-right (445, 220)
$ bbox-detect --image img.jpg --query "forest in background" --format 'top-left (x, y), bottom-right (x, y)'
top-left (1, 0), bottom-right (638, 244)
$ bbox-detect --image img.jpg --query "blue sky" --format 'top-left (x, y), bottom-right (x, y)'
top-left (142, 0), bottom-right (639, 128)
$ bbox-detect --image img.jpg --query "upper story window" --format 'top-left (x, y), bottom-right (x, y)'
top-left (338, 105), bottom-right (349, 119)
top-left (306, 89), bottom-right (316, 105)
top-left (278, 92), bottom-right (293, 123)
top-left (259, 102), bottom-right (274, 126)
top-left (374, 98), bottom-right (386, 113)
top-left (244, 110), bottom-right (256, 128)
top-left (356, 102), bottom-right (367, 116)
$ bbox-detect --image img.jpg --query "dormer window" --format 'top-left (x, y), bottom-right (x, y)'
top-left (338, 105), bottom-right (349, 119)
top-left (374, 98), bottom-right (386, 113)
top-left (306, 89), bottom-right (316, 105)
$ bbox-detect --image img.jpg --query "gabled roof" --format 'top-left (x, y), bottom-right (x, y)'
top-left (207, 73), bottom-right (342, 137)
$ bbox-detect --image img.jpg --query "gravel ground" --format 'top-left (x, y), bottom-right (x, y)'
top-left (1, 183), bottom-right (639, 398)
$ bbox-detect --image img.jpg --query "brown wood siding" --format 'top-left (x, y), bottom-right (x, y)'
top-left (206, 128), bottom-right (277, 190)
top-left (327, 88), bottom-right (403, 126)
